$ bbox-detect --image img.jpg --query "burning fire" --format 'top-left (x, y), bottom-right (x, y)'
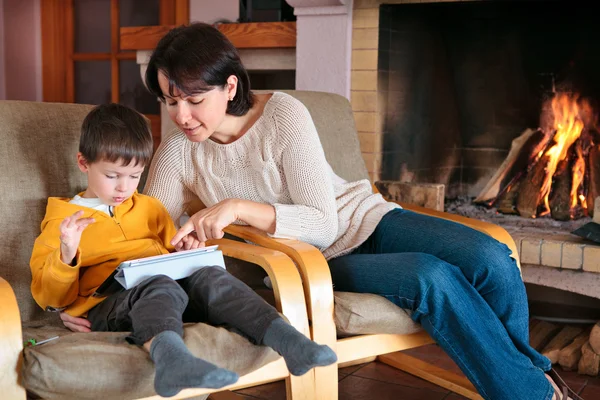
top-left (476, 91), bottom-right (599, 221)
top-left (539, 93), bottom-right (586, 216)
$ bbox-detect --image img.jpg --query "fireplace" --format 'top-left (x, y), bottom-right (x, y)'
top-left (377, 0), bottom-right (600, 204)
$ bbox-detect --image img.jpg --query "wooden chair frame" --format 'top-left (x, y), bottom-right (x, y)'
top-left (224, 200), bottom-right (522, 400)
top-left (0, 239), bottom-right (316, 400)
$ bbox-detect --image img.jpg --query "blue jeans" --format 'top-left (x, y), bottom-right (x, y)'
top-left (328, 209), bottom-right (553, 400)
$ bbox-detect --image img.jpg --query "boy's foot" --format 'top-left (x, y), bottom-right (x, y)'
top-left (150, 330), bottom-right (239, 397)
top-left (262, 318), bottom-right (337, 376)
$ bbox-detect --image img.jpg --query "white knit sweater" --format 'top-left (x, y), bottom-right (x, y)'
top-left (144, 92), bottom-right (399, 260)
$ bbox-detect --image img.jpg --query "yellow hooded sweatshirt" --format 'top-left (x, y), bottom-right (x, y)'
top-left (30, 192), bottom-right (177, 317)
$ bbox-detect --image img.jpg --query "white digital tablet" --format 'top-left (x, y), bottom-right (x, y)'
top-left (93, 245), bottom-right (225, 297)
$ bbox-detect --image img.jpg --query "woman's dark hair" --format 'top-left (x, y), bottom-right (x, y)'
top-left (145, 22), bottom-right (255, 116)
top-left (80, 103), bottom-right (153, 167)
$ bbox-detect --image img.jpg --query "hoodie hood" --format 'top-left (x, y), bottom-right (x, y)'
top-left (41, 193), bottom-right (136, 227)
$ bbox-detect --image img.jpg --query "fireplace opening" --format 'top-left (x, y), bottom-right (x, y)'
top-left (378, 0), bottom-right (600, 222)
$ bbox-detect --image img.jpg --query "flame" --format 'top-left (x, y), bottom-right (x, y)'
top-left (580, 194), bottom-right (587, 210)
top-left (540, 93), bottom-right (585, 214)
top-left (570, 143), bottom-right (585, 215)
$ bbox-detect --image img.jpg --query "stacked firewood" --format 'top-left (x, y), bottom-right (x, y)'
top-left (475, 128), bottom-right (600, 220)
top-left (530, 319), bottom-right (600, 375)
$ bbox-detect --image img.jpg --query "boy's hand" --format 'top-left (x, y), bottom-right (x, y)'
top-left (60, 312), bottom-right (92, 333)
top-left (174, 232), bottom-right (205, 251)
top-left (59, 210), bottom-right (95, 265)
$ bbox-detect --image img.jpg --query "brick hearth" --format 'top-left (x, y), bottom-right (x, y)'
top-left (446, 197), bottom-right (600, 299)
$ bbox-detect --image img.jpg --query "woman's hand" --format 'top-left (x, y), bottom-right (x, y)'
top-left (171, 199), bottom-right (239, 248)
top-left (60, 312), bottom-right (92, 333)
top-left (174, 232), bottom-right (204, 251)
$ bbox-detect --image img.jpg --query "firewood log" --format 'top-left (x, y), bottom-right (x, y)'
top-left (578, 341), bottom-right (600, 376)
top-left (549, 158), bottom-right (573, 221)
top-left (496, 179), bottom-right (521, 214)
top-left (559, 330), bottom-right (590, 371)
top-left (587, 145), bottom-right (600, 217)
top-left (542, 325), bottom-right (584, 364)
top-left (517, 153), bottom-right (551, 218)
top-left (475, 129), bottom-right (548, 204)
top-left (590, 321), bottom-right (600, 354)
top-left (530, 320), bottom-right (562, 351)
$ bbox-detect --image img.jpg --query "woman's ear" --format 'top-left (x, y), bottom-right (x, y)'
top-left (226, 75), bottom-right (238, 100)
top-left (77, 153), bottom-right (89, 173)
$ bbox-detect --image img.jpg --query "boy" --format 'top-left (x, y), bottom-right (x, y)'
top-left (30, 103), bottom-right (336, 397)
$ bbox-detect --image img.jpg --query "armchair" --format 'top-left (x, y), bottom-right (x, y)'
top-left (222, 90), bottom-right (522, 400)
top-left (0, 100), bottom-right (315, 400)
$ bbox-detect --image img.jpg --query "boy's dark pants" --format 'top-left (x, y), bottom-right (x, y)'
top-left (87, 266), bottom-right (281, 346)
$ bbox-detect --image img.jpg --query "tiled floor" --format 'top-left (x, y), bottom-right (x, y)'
top-left (209, 343), bottom-right (600, 399)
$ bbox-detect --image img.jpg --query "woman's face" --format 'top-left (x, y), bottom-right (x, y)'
top-left (158, 71), bottom-right (235, 143)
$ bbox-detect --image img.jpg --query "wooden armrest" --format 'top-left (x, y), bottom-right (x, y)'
top-left (397, 202), bottom-right (521, 269)
top-left (0, 277), bottom-right (26, 399)
top-left (206, 238), bottom-right (310, 336)
top-left (222, 226), bottom-right (337, 349)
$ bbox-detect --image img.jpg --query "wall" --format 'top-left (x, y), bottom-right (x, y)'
top-left (2, 0), bottom-right (41, 101)
top-left (294, 6), bottom-right (352, 99)
top-left (0, 0), bottom-right (5, 100)
top-left (190, 0), bottom-right (239, 24)
top-left (288, 0), bottom-right (352, 100)
top-left (351, 0), bottom-right (461, 182)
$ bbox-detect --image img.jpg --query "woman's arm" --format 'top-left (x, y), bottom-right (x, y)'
top-left (269, 97), bottom-right (339, 249)
top-left (236, 199), bottom-right (276, 233)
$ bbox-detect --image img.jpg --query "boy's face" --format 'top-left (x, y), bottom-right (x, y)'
top-left (77, 154), bottom-right (145, 206)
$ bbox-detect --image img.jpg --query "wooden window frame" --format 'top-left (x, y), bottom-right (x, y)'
top-left (41, 0), bottom-right (189, 103)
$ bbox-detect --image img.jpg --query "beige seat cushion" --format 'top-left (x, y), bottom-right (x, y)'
top-left (22, 322), bottom-right (280, 400)
top-left (224, 250), bottom-right (422, 337)
top-left (334, 292), bottom-right (422, 337)
top-left (225, 257), bottom-right (422, 337)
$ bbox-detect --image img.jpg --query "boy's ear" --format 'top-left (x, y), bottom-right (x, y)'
top-left (77, 153), bottom-right (89, 173)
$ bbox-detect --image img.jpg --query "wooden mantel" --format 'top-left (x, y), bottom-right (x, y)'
top-left (120, 21), bottom-right (296, 51)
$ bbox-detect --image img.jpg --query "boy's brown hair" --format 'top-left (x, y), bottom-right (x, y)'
top-left (80, 103), bottom-right (153, 167)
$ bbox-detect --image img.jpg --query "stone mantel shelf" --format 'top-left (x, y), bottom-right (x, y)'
top-left (120, 21), bottom-right (296, 51)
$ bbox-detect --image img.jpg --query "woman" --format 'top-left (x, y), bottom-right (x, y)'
top-left (62, 22), bottom-right (578, 400)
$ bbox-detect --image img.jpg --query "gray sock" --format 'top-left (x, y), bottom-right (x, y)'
top-left (149, 330), bottom-right (239, 397)
top-left (262, 318), bottom-right (337, 376)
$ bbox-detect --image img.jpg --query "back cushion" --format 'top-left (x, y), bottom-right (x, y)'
top-left (279, 90), bottom-right (370, 183)
top-left (0, 101), bottom-right (93, 323)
